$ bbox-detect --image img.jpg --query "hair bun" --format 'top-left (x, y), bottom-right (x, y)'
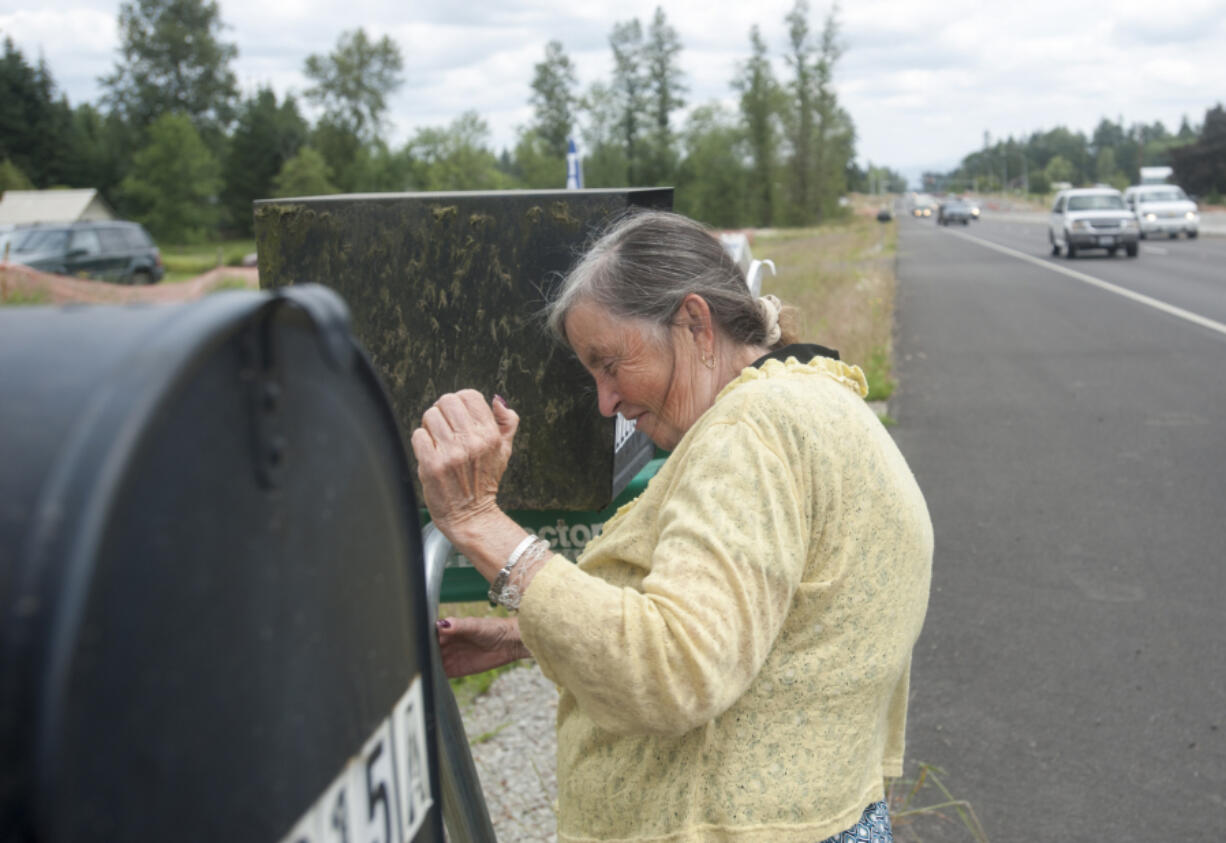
top-left (757, 294), bottom-right (782, 346)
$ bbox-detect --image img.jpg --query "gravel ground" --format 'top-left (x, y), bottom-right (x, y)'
top-left (458, 664), bottom-right (560, 842)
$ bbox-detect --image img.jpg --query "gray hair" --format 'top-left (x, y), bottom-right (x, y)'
top-left (546, 209), bottom-right (794, 350)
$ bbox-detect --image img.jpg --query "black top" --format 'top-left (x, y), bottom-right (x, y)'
top-left (750, 342), bottom-right (840, 369)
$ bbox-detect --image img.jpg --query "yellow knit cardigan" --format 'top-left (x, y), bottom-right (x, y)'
top-left (520, 356), bottom-right (933, 842)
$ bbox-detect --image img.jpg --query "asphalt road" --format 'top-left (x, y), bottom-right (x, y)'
top-left (890, 214), bottom-right (1226, 840)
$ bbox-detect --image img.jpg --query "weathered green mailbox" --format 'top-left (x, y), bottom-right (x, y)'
top-left (255, 189), bottom-right (672, 598)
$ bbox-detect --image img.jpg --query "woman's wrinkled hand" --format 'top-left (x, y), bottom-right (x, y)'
top-left (435, 616), bottom-right (529, 678)
top-left (410, 389), bottom-right (519, 543)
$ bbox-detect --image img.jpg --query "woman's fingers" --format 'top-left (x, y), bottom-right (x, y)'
top-left (411, 391), bottom-right (517, 534)
top-left (491, 394), bottom-right (520, 444)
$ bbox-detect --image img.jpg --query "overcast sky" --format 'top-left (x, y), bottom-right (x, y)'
top-left (4, 0), bottom-right (1225, 183)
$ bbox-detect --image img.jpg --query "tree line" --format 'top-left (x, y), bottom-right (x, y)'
top-left (927, 108), bottom-right (1226, 202)
top-left (0, 0), bottom-right (871, 243)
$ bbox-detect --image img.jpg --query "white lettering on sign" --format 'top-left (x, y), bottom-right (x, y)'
top-left (450, 519), bottom-right (605, 568)
top-left (614, 413), bottom-right (637, 453)
top-left (280, 676), bottom-right (433, 843)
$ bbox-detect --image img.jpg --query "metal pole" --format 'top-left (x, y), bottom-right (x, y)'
top-left (423, 524), bottom-right (499, 843)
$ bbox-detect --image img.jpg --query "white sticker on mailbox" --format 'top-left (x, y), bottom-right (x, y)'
top-left (280, 676), bottom-right (433, 843)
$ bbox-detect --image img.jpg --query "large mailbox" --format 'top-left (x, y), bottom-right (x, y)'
top-left (0, 287), bottom-right (443, 843)
top-left (254, 188), bottom-right (671, 511)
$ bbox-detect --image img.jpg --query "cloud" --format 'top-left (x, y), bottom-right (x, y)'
top-left (0, 8), bottom-right (116, 98)
top-left (3, 0), bottom-right (1225, 173)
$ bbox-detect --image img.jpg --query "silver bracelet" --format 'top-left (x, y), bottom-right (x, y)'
top-left (501, 540), bottom-right (554, 611)
top-left (489, 534), bottom-right (539, 607)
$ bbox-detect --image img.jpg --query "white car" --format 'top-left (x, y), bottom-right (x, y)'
top-left (1049, 188), bottom-right (1139, 259)
top-left (1123, 184), bottom-right (1199, 239)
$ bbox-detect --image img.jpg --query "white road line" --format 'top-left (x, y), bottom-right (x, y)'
top-left (1144, 245), bottom-right (1169, 255)
top-left (942, 227), bottom-right (1226, 339)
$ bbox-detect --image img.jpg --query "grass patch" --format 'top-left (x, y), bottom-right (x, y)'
top-left (207, 276), bottom-right (257, 294)
top-left (160, 240), bottom-right (255, 283)
top-left (0, 286), bottom-right (50, 306)
top-left (754, 215), bottom-right (898, 400)
top-left (888, 762), bottom-right (990, 842)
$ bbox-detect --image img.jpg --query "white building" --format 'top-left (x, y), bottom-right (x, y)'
top-left (0, 189), bottom-right (116, 225)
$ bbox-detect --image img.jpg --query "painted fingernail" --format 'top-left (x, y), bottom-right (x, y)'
top-left (493, 394), bottom-right (509, 409)
top-left (436, 619), bottom-right (451, 629)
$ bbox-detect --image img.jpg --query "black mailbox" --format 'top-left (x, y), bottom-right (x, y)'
top-left (0, 287), bottom-right (443, 843)
top-left (254, 188), bottom-right (671, 512)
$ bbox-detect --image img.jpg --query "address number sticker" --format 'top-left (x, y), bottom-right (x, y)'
top-left (280, 676), bottom-right (434, 843)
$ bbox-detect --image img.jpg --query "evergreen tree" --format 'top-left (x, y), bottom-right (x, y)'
top-left (609, 19), bottom-right (648, 184)
top-left (0, 38), bottom-right (73, 187)
top-left (529, 41), bottom-right (578, 160)
top-left (120, 112), bottom-right (222, 243)
top-left (1171, 104), bottom-right (1226, 199)
top-left (64, 105), bottom-right (140, 207)
top-left (733, 25), bottom-right (782, 225)
top-left (783, 0), bottom-right (816, 222)
top-left (641, 7), bottom-right (685, 185)
top-left (222, 88), bottom-right (308, 234)
top-left (101, 0), bottom-right (239, 144)
top-left (811, 4), bottom-right (851, 220)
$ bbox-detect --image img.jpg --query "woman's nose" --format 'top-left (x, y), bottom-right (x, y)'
top-left (596, 379), bottom-right (619, 418)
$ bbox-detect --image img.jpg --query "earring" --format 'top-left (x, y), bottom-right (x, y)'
top-left (702, 353), bottom-right (715, 370)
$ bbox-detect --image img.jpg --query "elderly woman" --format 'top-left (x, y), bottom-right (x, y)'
top-left (411, 210), bottom-right (932, 843)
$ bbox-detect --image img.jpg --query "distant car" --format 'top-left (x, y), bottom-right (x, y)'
top-left (937, 201), bottom-right (973, 226)
top-left (1049, 188), bottom-right (1138, 259)
top-left (965, 200), bottom-right (981, 220)
top-left (8, 221), bottom-right (164, 284)
top-left (911, 204), bottom-right (935, 218)
top-left (876, 207), bottom-right (893, 222)
top-left (1122, 185), bottom-right (1199, 239)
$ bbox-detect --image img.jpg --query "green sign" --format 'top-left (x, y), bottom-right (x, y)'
top-left (436, 458), bottom-right (666, 603)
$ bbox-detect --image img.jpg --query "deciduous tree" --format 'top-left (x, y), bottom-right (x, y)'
top-left (101, 0), bottom-right (239, 143)
top-left (272, 147), bottom-right (338, 198)
top-left (407, 111), bottom-right (512, 191)
top-left (578, 81), bottom-right (629, 187)
top-left (0, 158), bottom-right (33, 192)
top-left (674, 104), bottom-right (750, 227)
top-left (120, 112), bottom-right (221, 243)
top-left (304, 29), bottom-right (403, 140)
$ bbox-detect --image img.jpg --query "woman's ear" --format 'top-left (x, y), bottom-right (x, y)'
top-left (678, 294), bottom-right (714, 348)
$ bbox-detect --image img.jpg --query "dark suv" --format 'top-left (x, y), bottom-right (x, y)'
top-left (8, 221), bottom-right (164, 284)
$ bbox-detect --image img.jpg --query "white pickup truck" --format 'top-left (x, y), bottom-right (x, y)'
top-left (1123, 184), bottom-right (1200, 240)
